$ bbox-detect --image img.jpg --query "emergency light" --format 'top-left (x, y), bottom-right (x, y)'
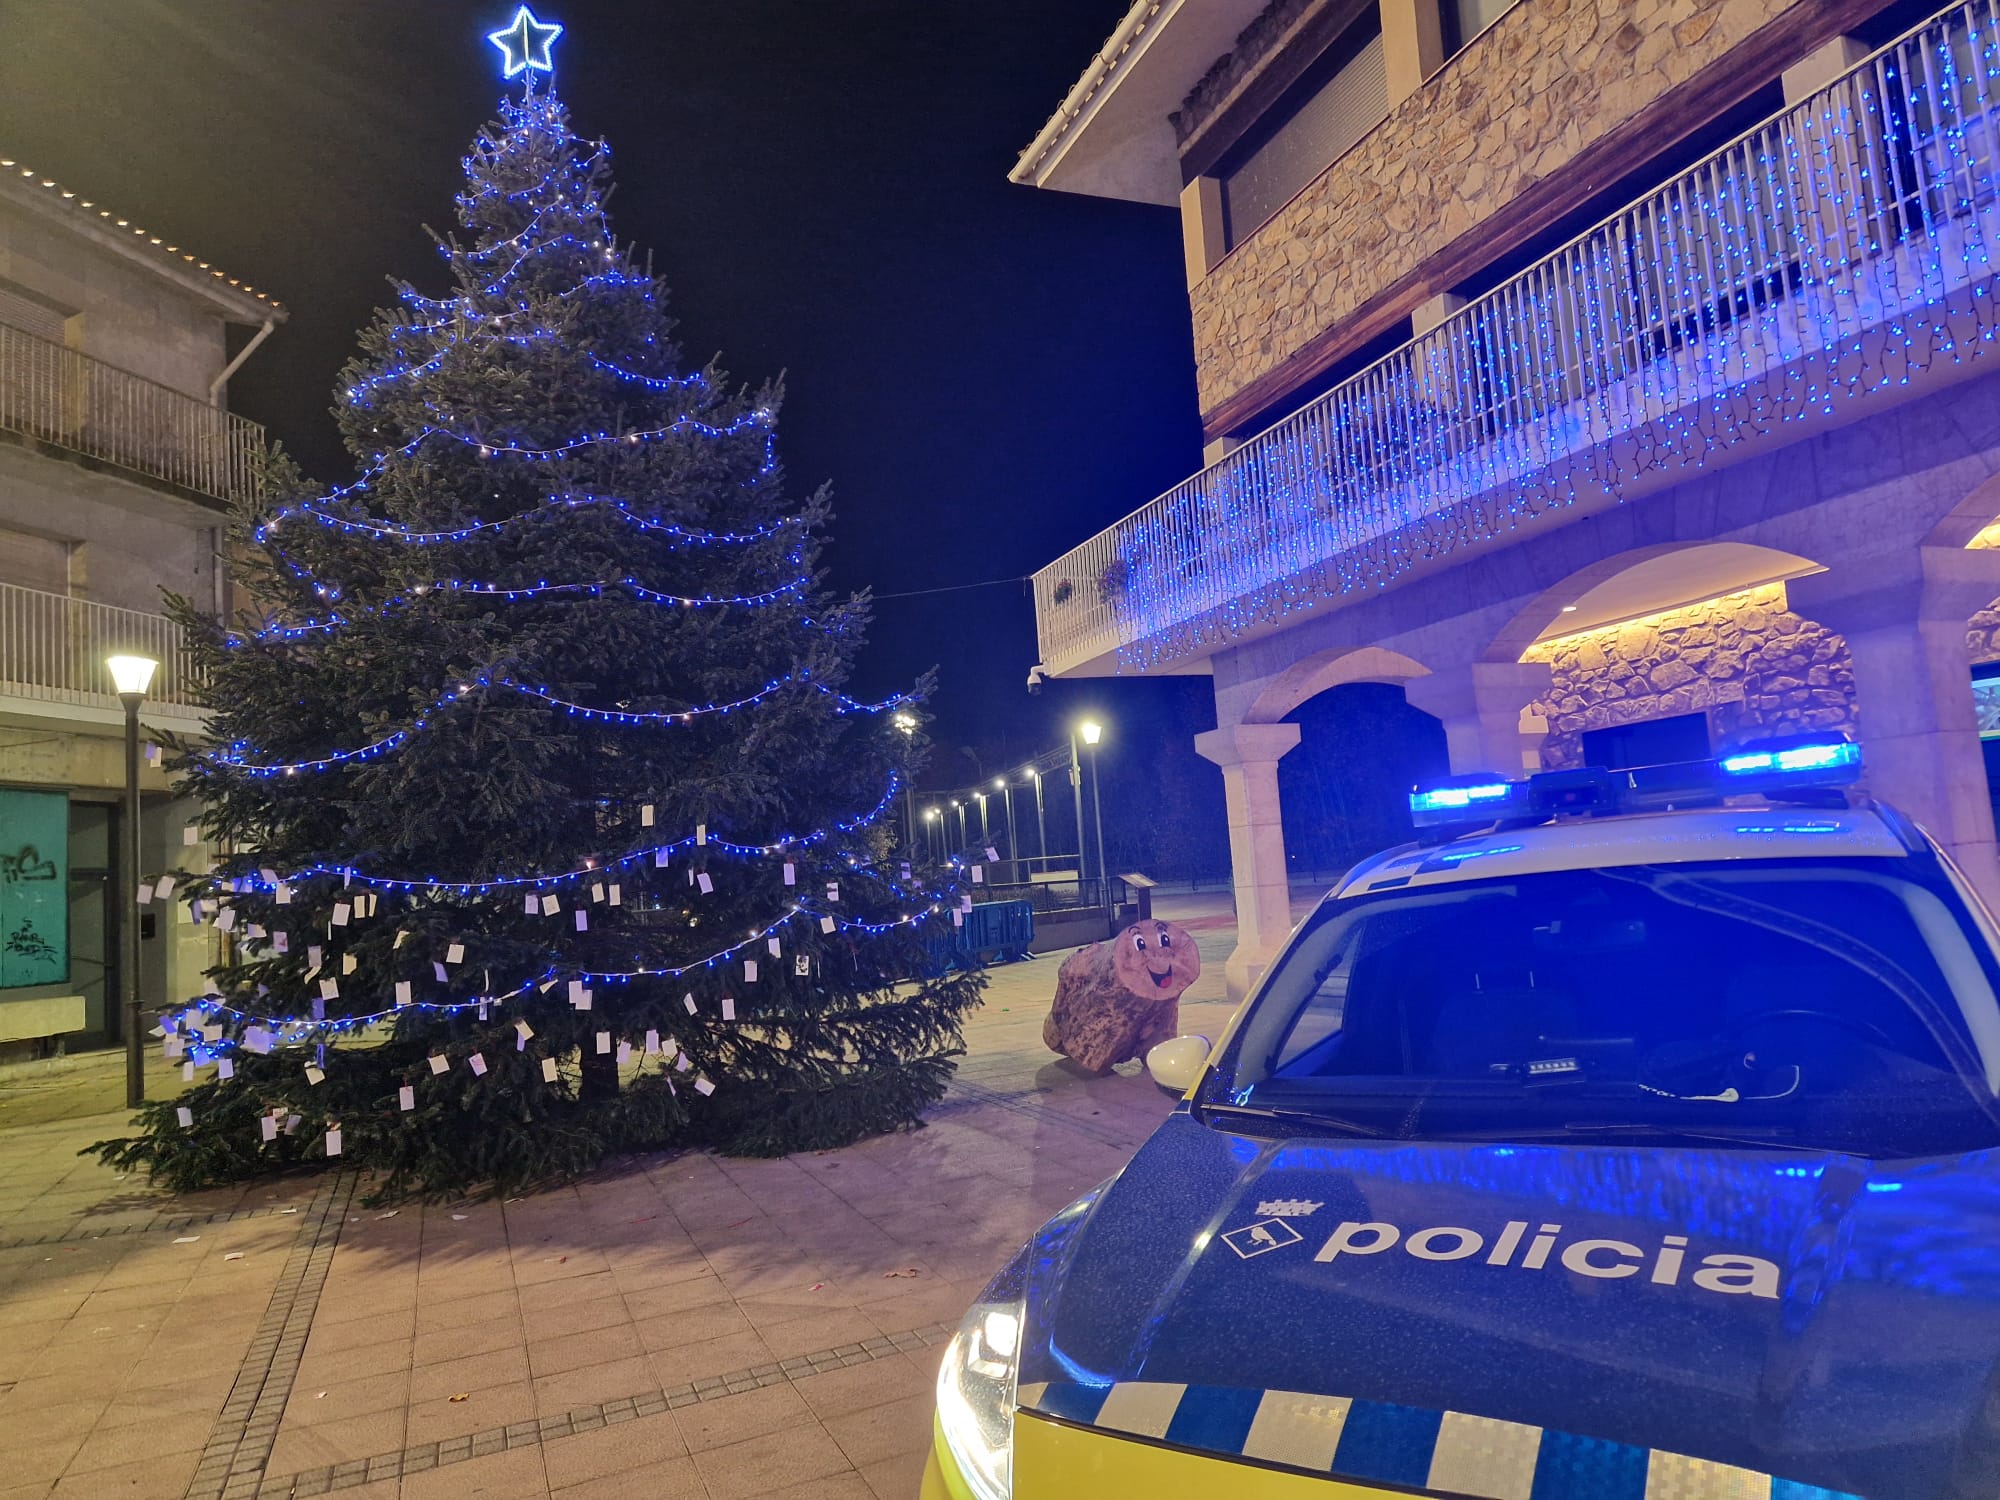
top-left (1409, 735), bottom-right (1862, 832)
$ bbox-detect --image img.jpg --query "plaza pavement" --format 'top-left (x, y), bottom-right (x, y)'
top-left (0, 891), bottom-right (1287, 1500)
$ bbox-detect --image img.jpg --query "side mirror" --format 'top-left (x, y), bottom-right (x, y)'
top-left (1145, 1034), bottom-right (1211, 1095)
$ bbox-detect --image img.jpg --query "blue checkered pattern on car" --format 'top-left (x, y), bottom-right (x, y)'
top-left (1015, 1380), bottom-right (1865, 1499)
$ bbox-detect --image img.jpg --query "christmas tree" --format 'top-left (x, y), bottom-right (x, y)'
top-left (91, 26), bottom-right (984, 1200)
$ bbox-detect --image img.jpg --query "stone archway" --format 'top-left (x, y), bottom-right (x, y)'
top-left (1241, 644), bottom-right (1432, 725)
top-left (1489, 542), bottom-right (1838, 770)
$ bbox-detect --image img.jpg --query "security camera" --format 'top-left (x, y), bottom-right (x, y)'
top-left (1026, 663), bottom-right (1048, 695)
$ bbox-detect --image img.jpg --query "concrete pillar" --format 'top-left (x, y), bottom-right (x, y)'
top-left (1412, 291), bottom-right (1466, 338)
top-left (1782, 36), bottom-right (1866, 104)
top-left (1203, 435), bottom-right (1240, 467)
top-left (1195, 722), bottom-right (1303, 1001)
top-left (1790, 548), bottom-right (2000, 910)
top-left (1402, 661), bottom-right (1554, 775)
top-left (1179, 177), bottom-right (1228, 287)
top-left (1381, 0), bottom-right (1446, 105)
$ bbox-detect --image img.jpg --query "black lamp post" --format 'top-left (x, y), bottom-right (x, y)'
top-left (108, 653), bottom-right (157, 1110)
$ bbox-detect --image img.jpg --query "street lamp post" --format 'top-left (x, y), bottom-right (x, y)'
top-left (952, 799), bottom-right (966, 848)
top-left (1029, 767), bottom-right (1047, 871)
top-left (973, 791), bottom-right (989, 845)
top-left (892, 714), bottom-right (918, 851)
top-left (995, 778), bottom-right (1018, 879)
top-left (108, 654), bottom-right (157, 1110)
top-left (923, 806), bottom-right (940, 861)
top-left (1067, 730), bottom-right (1089, 882)
top-left (1079, 720), bottom-right (1106, 895)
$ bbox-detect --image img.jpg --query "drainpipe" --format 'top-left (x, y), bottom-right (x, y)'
top-left (209, 317), bottom-right (276, 407)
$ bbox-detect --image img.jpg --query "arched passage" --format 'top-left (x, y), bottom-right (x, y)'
top-left (1277, 680), bottom-right (1448, 873)
top-left (1491, 541), bottom-right (1836, 771)
top-left (1243, 645), bottom-right (1432, 725)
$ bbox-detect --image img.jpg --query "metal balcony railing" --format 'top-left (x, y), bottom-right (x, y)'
top-left (0, 581), bottom-right (204, 712)
top-left (0, 322), bottom-right (264, 505)
top-left (1035, 0), bottom-right (2000, 674)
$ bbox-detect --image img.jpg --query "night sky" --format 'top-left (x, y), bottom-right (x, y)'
top-left (0, 0), bottom-right (1211, 801)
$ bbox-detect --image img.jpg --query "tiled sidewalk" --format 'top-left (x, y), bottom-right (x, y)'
top-left (0, 894), bottom-right (1250, 1500)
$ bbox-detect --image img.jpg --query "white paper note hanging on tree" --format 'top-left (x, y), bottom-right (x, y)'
top-left (260, 1115), bottom-right (278, 1142)
top-left (274, 931), bottom-right (289, 954)
top-left (332, 903), bottom-right (351, 926)
top-left (524, 894), bottom-right (539, 915)
top-left (319, 977), bottom-right (339, 1001)
top-left (342, 953), bottom-right (357, 975)
top-left (165, 1034), bottom-right (185, 1060)
top-left (137, 882), bottom-right (153, 904)
top-left (826, 882), bottom-right (839, 902)
top-left (157, 875), bottom-right (178, 901)
top-left (591, 883), bottom-right (604, 904)
top-left (216, 907), bottom-right (237, 933)
top-left (182, 1061), bottom-right (195, 1081)
top-left (428, 1054), bottom-right (448, 1075)
top-left (820, 915), bottom-right (836, 934)
top-left (468, 1053), bottom-right (487, 1076)
top-left (176, 1106), bottom-right (193, 1127)
top-left (568, 979), bottom-right (586, 1004)
top-left (641, 803), bottom-right (655, 827)
top-left (541, 1058), bottom-right (559, 1083)
top-left (696, 823), bottom-right (707, 846)
top-left (218, 1058), bottom-right (234, 1081)
top-left (721, 997), bottom-right (736, 1021)
top-left (644, 1029), bottom-right (660, 1054)
top-left (575, 910), bottom-right (588, 931)
top-left (743, 960), bottom-right (758, 983)
top-left (305, 1064), bottom-right (326, 1086)
top-left (783, 862), bottom-right (795, 886)
top-left (694, 1076), bottom-right (715, 1096)
top-left (515, 1018), bottom-right (534, 1043)
top-left (655, 849), bottom-right (670, 868)
top-left (275, 882), bottom-right (291, 905)
top-left (683, 993), bottom-right (697, 1015)
top-left (574, 990), bottom-right (591, 1011)
top-left (985, 846), bottom-right (1000, 863)
top-left (395, 980), bottom-right (412, 1006)
top-left (433, 961), bottom-right (448, 983)
top-left (325, 1127), bottom-right (342, 1157)
top-left (767, 937), bottom-right (781, 957)
top-left (399, 1085), bottom-right (416, 1111)
top-left (183, 824), bottom-right (199, 846)
top-left (696, 872), bottom-right (713, 895)
top-left (596, 1031), bottom-right (611, 1055)
top-left (608, 885), bottom-right (621, 906)
top-left (543, 893), bottom-right (560, 915)
top-left (794, 954), bottom-right (810, 976)
top-left (971, 867), bottom-right (983, 885)
top-left (446, 942), bottom-right (465, 965)
top-left (617, 1040), bottom-right (632, 1065)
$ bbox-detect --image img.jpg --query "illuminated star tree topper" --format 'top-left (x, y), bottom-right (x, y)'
top-left (488, 5), bottom-right (564, 79)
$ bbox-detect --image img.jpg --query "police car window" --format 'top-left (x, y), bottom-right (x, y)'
top-left (1228, 862), bottom-right (2000, 1156)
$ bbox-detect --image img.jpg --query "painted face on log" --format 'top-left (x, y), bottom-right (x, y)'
top-left (1111, 920), bottom-right (1200, 1000)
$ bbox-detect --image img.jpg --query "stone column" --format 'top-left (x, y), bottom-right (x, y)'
top-left (1790, 548), bottom-right (2000, 910)
top-left (1403, 661), bottom-right (1554, 776)
top-left (1195, 722), bottom-right (1303, 1002)
top-left (1381, 0), bottom-right (1446, 105)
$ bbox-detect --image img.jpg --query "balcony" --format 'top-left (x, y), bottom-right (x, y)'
top-left (0, 321), bottom-right (264, 507)
top-left (0, 581), bottom-right (205, 723)
top-left (1035, 0), bottom-right (2000, 676)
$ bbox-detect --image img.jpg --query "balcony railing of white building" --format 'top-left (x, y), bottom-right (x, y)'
top-left (0, 322), bottom-right (264, 506)
top-left (1035, 0), bottom-right (2000, 675)
top-left (0, 581), bottom-right (203, 713)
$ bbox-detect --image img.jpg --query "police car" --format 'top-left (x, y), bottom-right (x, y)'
top-left (923, 738), bottom-right (2000, 1499)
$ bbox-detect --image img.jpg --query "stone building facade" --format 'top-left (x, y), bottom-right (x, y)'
top-left (1017, 0), bottom-right (2000, 998)
top-left (1522, 583), bottom-right (1858, 770)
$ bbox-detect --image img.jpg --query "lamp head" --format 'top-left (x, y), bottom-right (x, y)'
top-left (993, 778), bottom-right (1006, 791)
top-left (107, 654), bottom-right (158, 697)
top-left (1078, 719), bottom-right (1104, 746)
top-left (924, 808), bottom-right (939, 821)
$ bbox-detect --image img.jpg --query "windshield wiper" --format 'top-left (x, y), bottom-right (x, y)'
top-left (1198, 1100), bottom-right (1386, 1139)
top-left (1452, 1122), bottom-right (1822, 1152)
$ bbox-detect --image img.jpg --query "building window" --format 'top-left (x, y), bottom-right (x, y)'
top-left (1441, 0), bottom-right (1524, 57)
top-left (1219, 6), bottom-right (1388, 249)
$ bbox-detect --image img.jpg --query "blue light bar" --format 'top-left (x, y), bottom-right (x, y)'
top-left (1719, 740), bottom-right (1862, 778)
top-left (1410, 779), bottom-right (1524, 827)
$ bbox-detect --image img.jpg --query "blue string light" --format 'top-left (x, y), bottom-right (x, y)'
top-left (256, 493), bottom-right (796, 549)
top-left (204, 676), bottom-right (912, 776)
top-left (234, 772), bottom-right (905, 895)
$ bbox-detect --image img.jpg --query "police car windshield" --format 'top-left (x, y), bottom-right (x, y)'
top-left (1215, 859), bottom-right (2000, 1157)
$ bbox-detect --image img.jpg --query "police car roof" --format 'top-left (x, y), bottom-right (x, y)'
top-left (1332, 804), bottom-right (1912, 899)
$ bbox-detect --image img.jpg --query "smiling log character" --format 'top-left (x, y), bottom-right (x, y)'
top-left (1043, 919), bottom-right (1201, 1074)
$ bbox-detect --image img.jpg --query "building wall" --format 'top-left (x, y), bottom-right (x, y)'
top-left (0, 447), bottom-right (218, 615)
top-left (0, 198), bottom-right (230, 401)
top-left (1183, 0), bottom-right (1833, 424)
top-left (1521, 583), bottom-right (1857, 770)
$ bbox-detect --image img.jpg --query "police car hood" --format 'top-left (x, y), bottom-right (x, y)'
top-left (1015, 1111), bottom-right (2000, 1499)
